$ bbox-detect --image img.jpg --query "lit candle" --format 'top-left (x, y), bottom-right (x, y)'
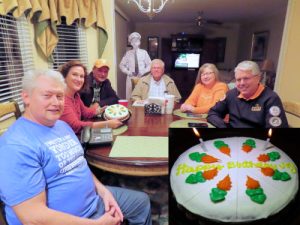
top-left (264, 129), bottom-right (272, 151)
top-left (192, 128), bottom-right (207, 152)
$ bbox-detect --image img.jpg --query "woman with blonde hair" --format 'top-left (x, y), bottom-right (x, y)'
top-left (180, 63), bottom-right (228, 114)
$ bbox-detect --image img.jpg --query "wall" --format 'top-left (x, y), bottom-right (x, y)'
top-left (115, 6), bottom-right (135, 98)
top-left (237, 10), bottom-right (287, 69)
top-left (276, 0), bottom-right (300, 102)
top-left (135, 22), bottom-right (240, 70)
top-left (100, 1), bottom-right (116, 89)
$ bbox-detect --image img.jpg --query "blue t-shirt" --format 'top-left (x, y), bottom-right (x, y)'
top-left (0, 117), bottom-right (99, 225)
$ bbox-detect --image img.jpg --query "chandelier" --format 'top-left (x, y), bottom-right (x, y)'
top-left (128, 0), bottom-right (169, 19)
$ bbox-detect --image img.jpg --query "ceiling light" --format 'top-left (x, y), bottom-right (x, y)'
top-left (128, 0), bottom-right (169, 19)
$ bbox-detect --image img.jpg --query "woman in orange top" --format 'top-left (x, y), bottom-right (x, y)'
top-left (180, 63), bottom-right (228, 114)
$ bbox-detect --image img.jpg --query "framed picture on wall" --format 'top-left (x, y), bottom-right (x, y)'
top-left (148, 36), bottom-right (159, 59)
top-left (251, 31), bottom-right (269, 61)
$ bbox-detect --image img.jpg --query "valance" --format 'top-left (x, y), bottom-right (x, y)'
top-left (0, 0), bottom-right (107, 60)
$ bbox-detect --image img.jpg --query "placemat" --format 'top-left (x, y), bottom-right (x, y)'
top-left (113, 125), bottom-right (128, 136)
top-left (173, 109), bottom-right (207, 119)
top-left (109, 136), bottom-right (168, 158)
top-left (169, 119), bottom-right (215, 128)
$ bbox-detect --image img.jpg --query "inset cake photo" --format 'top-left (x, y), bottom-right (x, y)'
top-left (169, 128), bottom-right (300, 225)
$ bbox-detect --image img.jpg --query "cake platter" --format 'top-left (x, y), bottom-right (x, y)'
top-left (101, 110), bottom-right (131, 123)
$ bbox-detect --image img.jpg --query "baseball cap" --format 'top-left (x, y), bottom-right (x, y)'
top-left (94, 59), bottom-right (109, 69)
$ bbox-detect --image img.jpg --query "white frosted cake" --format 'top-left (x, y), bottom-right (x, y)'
top-left (170, 137), bottom-right (299, 223)
top-left (104, 104), bottom-right (129, 121)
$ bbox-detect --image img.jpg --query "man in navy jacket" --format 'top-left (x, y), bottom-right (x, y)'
top-left (207, 61), bottom-right (288, 128)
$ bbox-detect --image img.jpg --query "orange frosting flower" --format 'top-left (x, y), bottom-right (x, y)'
top-left (246, 176), bottom-right (260, 189)
top-left (203, 168), bottom-right (218, 180)
top-left (261, 167), bottom-right (275, 177)
top-left (257, 154), bottom-right (270, 162)
top-left (219, 146), bottom-right (231, 156)
top-left (217, 175), bottom-right (232, 191)
top-left (242, 144), bottom-right (253, 153)
top-left (202, 154), bottom-right (219, 163)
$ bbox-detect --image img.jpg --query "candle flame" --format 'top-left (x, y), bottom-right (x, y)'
top-left (192, 128), bottom-right (200, 138)
top-left (268, 129), bottom-right (272, 138)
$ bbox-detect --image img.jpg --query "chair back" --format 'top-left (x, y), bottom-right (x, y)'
top-left (283, 101), bottom-right (300, 127)
top-left (0, 200), bottom-right (7, 225)
top-left (131, 77), bottom-right (140, 91)
top-left (0, 101), bottom-right (21, 135)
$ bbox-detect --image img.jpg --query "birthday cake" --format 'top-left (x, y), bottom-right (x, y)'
top-left (170, 137), bottom-right (299, 223)
top-left (104, 104), bottom-right (129, 121)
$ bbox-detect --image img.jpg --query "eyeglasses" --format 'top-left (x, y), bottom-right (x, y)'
top-left (236, 75), bottom-right (258, 83)
top-left (201, 72), bottom-right (214, 77)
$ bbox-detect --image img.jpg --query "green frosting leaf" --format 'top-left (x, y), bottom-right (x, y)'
top-left (185, 172), bottom-right (206, 184)
top-left (246, 188), bottom-right (264, 196)
top-left (281, 172), bottom-right (291, 181)
top-left (267, 151), bottom-right (280, 161)
top-left (272, 170), bottom-right (291, 181)
top-left (246, 188), bottom-right (266, 204)
top-left (243, 139), bottom-right (256, 148)
top-left (272, 169), bottom-right (282, 180)
top-left (189, 152), bottom-right (206, 162)
top-left (195, 171), bottom-right (206, 183)
top-left (210, 188), bottom-right (227, 203)
top-left (185, 174), bottom-right (198, 184)
top-left (250, 194), bottom-right (267, 204)
top-left (214, 140), bottom-right (228, 149)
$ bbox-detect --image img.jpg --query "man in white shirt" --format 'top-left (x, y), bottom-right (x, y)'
top-left (131, 59), bottom-right (181, 103)
top-left (119, 32), bottom-right (152, 99)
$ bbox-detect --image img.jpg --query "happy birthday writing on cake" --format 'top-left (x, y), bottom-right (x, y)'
top-left (176, 161), bottom-right (297, 176)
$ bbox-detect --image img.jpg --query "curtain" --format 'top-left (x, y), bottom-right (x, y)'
top-left (0, 0), bottom-right (108, 60)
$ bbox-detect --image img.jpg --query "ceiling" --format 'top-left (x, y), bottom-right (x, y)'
top-left (115, 0), bottom-right (288, 24)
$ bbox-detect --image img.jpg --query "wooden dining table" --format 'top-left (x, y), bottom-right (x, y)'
top-left (86, 104), bottom-right (195, 176)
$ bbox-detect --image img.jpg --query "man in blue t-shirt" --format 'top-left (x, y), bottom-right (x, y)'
top-left (0, 70), bottom-right (152, 225)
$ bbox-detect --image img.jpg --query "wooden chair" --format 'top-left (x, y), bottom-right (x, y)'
top-left (283, 101), bottom-right (300, 127)
top-left (0, 201), bottom-right (7, 225)
top-left (0, 100), bottom-right (21, 136)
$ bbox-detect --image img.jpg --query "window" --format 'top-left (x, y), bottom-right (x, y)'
top-left (0, 14), bottom-right (34, 108)
top-left (51, 19), bottom-right (88, 70)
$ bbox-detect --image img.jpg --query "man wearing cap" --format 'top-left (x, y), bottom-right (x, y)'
top-left (119, 32), bottom-right (152, 99)
top-left (207, 60), bottom-right (288, 128)
top-left (80, 59), bottom-right (119, 107)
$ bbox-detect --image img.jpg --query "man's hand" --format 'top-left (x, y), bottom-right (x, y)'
top-left (101, 188), bottom-right (124, 222)
top-left (96, 207), bottom-right (121, 225)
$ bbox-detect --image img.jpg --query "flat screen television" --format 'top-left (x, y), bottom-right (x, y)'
top-left (174, 53), bottom-right (200, 69)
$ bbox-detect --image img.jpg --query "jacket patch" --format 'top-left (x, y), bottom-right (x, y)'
top-left (269, 106), bottom-right (281, 116)
top-left (269, 117), bottom-right (282, 127)
top-left (251, 104), bottom-right (262, 112)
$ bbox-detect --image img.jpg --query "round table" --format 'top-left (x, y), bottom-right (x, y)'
top-left (86, 104), bottom-right (208, 176)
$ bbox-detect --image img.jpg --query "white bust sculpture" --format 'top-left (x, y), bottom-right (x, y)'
top-left (119, 32), bottom-right (151, 99)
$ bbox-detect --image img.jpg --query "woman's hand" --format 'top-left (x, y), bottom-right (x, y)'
top-left (180, 104), bottom-right (194, 112)
top-left (96, 106), bottom-right (107, 115)
top-left (107, 119), bottom-right (123, 129)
